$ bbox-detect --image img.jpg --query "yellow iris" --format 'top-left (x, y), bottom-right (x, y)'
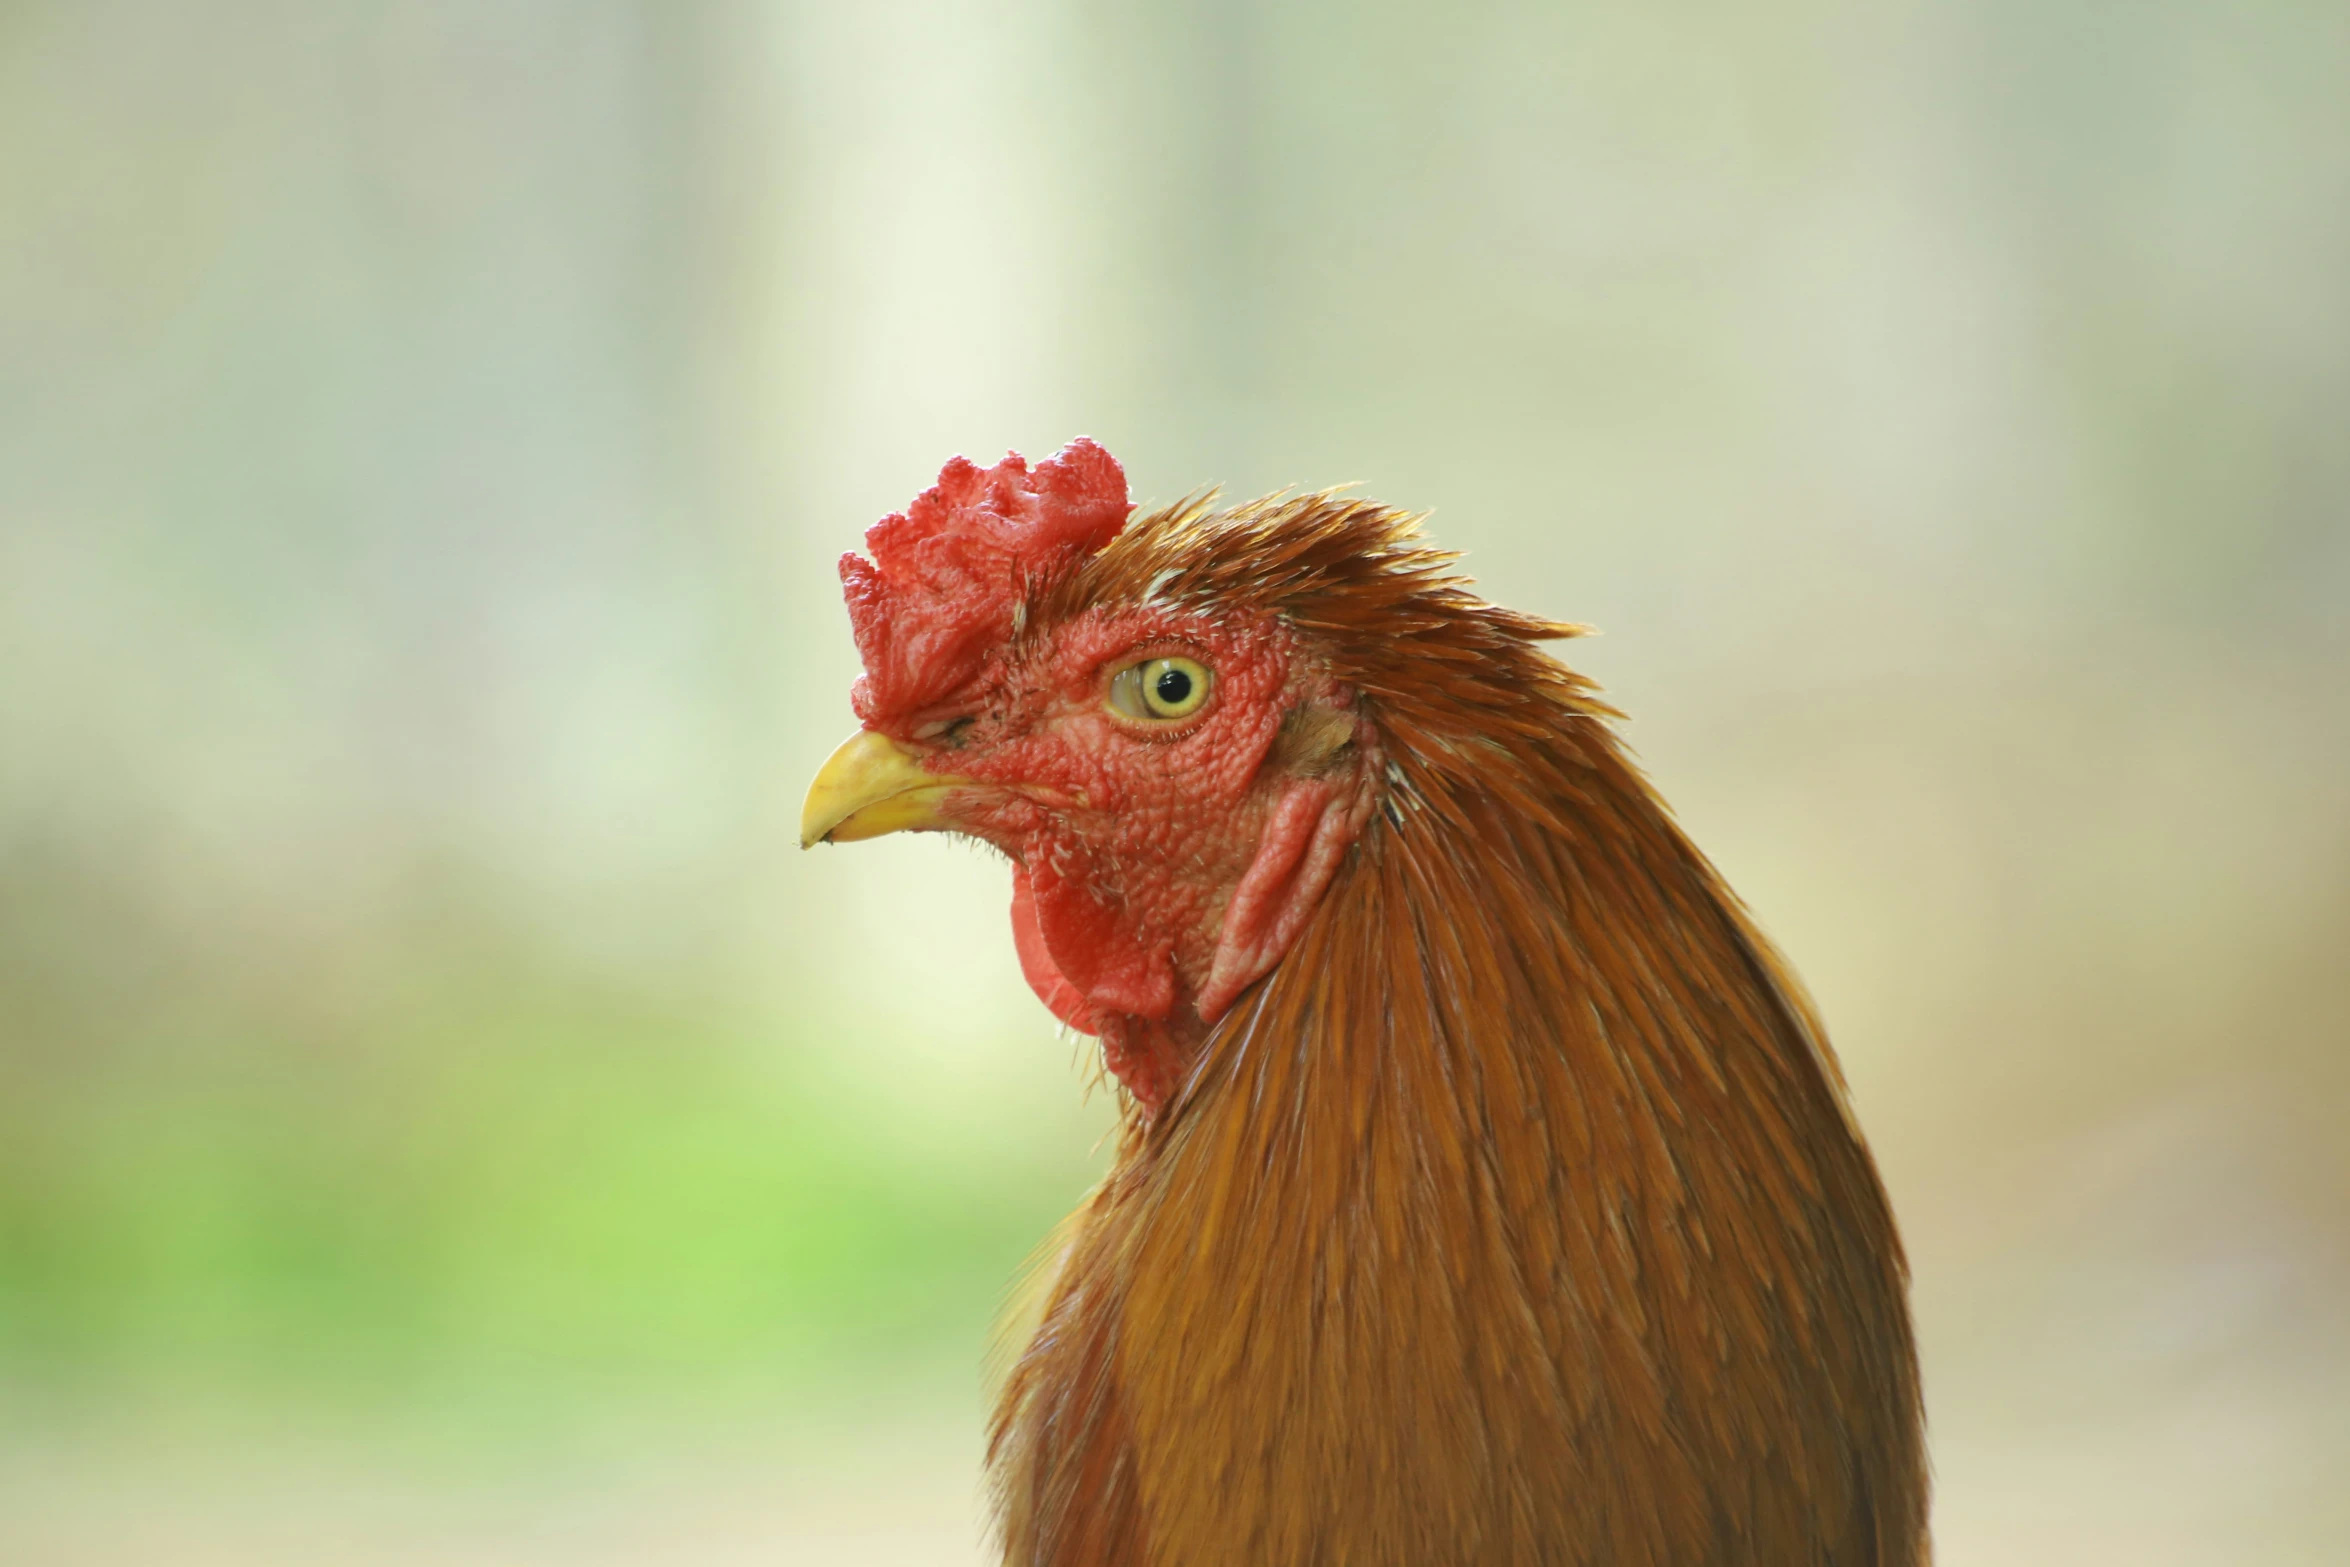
top-left (1108, 655), bottom-right (1212, 722)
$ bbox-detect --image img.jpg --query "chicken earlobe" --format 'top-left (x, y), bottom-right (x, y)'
top-left (1195, 771), bottom-right (1374, 1023)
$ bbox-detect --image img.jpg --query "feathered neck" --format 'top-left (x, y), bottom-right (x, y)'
top-left (993, 647), bottom-right (1926, 1566)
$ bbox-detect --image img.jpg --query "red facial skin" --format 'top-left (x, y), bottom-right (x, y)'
top-left (860, 604), bottom-right (1374, 1114)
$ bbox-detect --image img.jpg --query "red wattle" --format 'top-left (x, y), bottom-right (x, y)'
top-left (1011, 866), bottom-right (1100, 1034)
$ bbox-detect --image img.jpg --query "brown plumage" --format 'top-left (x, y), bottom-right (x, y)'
top-left (806, 444), bottom-right (1928, 1566)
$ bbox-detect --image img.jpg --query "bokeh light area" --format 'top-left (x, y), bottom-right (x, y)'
top-left (4, 3), bottom-right (2347, 1563)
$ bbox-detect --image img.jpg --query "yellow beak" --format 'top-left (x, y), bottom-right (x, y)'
top-left (800, 729), bottom-right (978, 848)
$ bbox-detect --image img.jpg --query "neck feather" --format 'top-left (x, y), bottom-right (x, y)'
top-left (994, 709), bottom-right (1927, 1566)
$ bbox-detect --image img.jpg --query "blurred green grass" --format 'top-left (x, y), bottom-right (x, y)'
top-left (0, 947), bottom-right (1094, 1420)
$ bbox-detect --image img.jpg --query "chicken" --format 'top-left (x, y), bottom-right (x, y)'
top-left (800, 439), bottom-right (1927, 1566)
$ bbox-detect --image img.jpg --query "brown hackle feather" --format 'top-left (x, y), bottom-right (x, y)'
top-left (990, 494), bottom-right (1928, 1565)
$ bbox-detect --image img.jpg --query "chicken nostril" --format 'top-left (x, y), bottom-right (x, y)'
top-left (913, 715), bottom-right (979, 747)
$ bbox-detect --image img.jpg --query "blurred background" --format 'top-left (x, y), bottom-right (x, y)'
top-left (3, 1), bottom-right (2346, 1561)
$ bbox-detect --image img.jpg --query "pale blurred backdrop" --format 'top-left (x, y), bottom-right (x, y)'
top-left (3, 2), bottom-right (2347, 1563)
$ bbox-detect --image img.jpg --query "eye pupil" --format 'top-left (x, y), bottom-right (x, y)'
top-left (1154, 667), bottom-right (1192, 707)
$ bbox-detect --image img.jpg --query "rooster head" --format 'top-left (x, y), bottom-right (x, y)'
top-left (802, 439), bottom-right (1384, 1111)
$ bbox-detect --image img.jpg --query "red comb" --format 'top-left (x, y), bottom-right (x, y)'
top-left (841, 438), bottom-right (1131, 723)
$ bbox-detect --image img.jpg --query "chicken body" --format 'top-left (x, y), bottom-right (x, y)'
top-left (804, 441), bottom-right (1926, 1566)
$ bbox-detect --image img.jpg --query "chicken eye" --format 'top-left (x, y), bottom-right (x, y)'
top-left (1108, 655), bottom-right (1212, 723)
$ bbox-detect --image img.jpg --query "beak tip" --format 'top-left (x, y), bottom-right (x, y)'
top-left (800, 728), bottom-right (975, 849)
